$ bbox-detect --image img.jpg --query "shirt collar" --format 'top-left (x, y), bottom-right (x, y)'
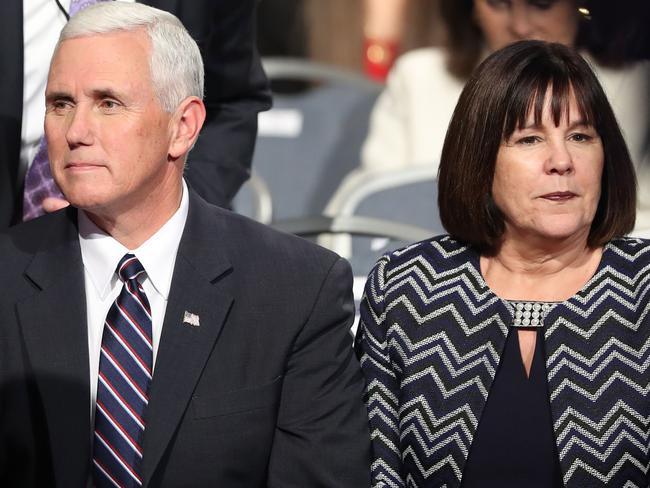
top-left (78, 180), bottom-right (190, 300)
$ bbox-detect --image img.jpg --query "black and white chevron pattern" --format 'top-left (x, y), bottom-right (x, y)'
top-left (356, 235), bottom-right (650, 488)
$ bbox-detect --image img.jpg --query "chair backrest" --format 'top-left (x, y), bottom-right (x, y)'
top-left (321, 168), bottom-right (443, 260)
top-left (233, 58), bottom-right (382, 223)
top-left (352, 177), bottom-right (442, 274)
top-left (353, 173), bottom-right (442, 232)
top-left (229, 171), bottom-right (273, 224)
top-left (273, 214), bottom-right (431, 277)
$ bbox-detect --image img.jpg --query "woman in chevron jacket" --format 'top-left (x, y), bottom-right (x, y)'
top-left (356, 40), bottom-right (649, 488)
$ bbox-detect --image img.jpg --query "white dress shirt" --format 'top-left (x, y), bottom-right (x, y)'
top-left (78, 180), bottom-right (189, 417)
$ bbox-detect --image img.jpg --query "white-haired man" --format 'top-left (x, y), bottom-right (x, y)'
top-left (0, 3), bottom-right (371, 487)
top-left (2, 0), bottom-right (270, 226)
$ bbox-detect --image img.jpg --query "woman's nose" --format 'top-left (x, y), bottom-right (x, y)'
top-left (508, 4), bottom-right (535, 39)
top-left (545, 140), bottom-right (574, 175)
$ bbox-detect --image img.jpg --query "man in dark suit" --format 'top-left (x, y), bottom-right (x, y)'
top-left (0, 3), bottom-right (370, 487)
top-left (0, 0), bottom-right (270, 226)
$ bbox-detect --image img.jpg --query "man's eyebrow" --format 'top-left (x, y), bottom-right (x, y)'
top-left (45, 88), bottom-right (124, 103)
top-left (45, 91), bottom-right (74, 103)
top-left (91, 88), bottom-right (123, 100)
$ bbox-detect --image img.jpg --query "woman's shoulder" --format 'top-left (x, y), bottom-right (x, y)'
top-left (606, 236), bottom-right (650, 262)
top-left (583, 54), bottom-right (650, 111)
top-left (390, 47), bottom-right (462, 88)
top-left (379, 236), bottom-right (650, 275)
top-left (587, 55), bottom-right (650, 81)
top-left (606, 236), bottom-right (650, 254)
top-left (377, 234), bottom-right (476, 274)
top-left (585, 55), bottom-right (650, 167)
top-left (394, 46), bottom-right (447, 70)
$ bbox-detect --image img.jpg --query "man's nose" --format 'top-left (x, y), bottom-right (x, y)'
top-left (65, 106), bottom-right (94, 147)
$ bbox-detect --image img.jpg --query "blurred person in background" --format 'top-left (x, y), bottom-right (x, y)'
top-left (357, 39), bottom-right (649, 488)
top-left (331, 0), bottom-right (650, 234)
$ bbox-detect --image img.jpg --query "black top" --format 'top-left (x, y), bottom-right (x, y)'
top-left (460, 316), bottom-right (564, 487)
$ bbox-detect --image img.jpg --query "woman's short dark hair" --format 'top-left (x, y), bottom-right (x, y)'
top-left (438, 40), bottom-right (636, 255)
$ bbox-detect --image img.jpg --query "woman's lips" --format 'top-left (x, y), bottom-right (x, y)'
top-left (541, 191), bottom-right (576, 201)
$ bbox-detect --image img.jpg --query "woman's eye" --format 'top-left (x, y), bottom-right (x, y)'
top-left (486, 0), bottom-right (511, 8)
top-left (570, 133), bottom-right (593, 142)
top-left (528, 0), bottom-right (555, 10)
top-left (517, 135), bottom-right (540, 145)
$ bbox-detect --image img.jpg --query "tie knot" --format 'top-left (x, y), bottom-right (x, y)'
top-left (116, 254), bottom-right (146, 283)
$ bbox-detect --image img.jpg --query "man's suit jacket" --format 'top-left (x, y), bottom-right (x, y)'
top-left (0, 191), bottom-right (371, 487)
top-left (0, 0), bottom-right (271, 227)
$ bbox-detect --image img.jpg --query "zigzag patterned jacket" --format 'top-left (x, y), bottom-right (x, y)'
top-left (356, 235), bottom-right (650, 488)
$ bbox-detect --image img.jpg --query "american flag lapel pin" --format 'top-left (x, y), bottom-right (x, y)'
top-left (183, 311), bottom-right (201, 327)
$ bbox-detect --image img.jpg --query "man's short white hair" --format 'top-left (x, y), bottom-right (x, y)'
top-left (59, 1), bottom-right (204, 113)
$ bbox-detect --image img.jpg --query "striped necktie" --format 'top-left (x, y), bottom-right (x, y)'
top-left (93, 254), bottom-right (153, 488)
top-left (22, 0), bottom-right (110, 221)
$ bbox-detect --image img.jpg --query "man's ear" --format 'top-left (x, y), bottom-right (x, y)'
top-left (168, 96), bottom-right (206, 160)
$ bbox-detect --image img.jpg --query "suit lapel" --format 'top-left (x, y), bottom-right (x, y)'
top-left (141, 193), bottom-right (233, 485)
top-left (16, 210), bottom-right (91, 486)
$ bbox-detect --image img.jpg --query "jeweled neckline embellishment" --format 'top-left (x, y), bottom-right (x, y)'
top-left (508, 301), bottom-right (556, 328)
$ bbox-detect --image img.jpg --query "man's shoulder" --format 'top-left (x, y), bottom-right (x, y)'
top-left (0, 209), bottom-right (77, 286)
top-left (189, 198), bottom-right (345, 274)
top-left (184, 202), bottom-right (351, 303)
top-left (226, 210), bottom-right (340, 261)
top-left (1, 207), bottom-right (74, 249)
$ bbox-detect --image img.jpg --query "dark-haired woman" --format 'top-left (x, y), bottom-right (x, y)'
top-left (356, 40), bottom-right (649, 487)
top-left (328, 0), bottom-right (650, 234)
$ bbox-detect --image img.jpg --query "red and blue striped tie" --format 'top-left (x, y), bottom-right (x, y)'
top-left (93, 254), bottom-right (153, 487)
